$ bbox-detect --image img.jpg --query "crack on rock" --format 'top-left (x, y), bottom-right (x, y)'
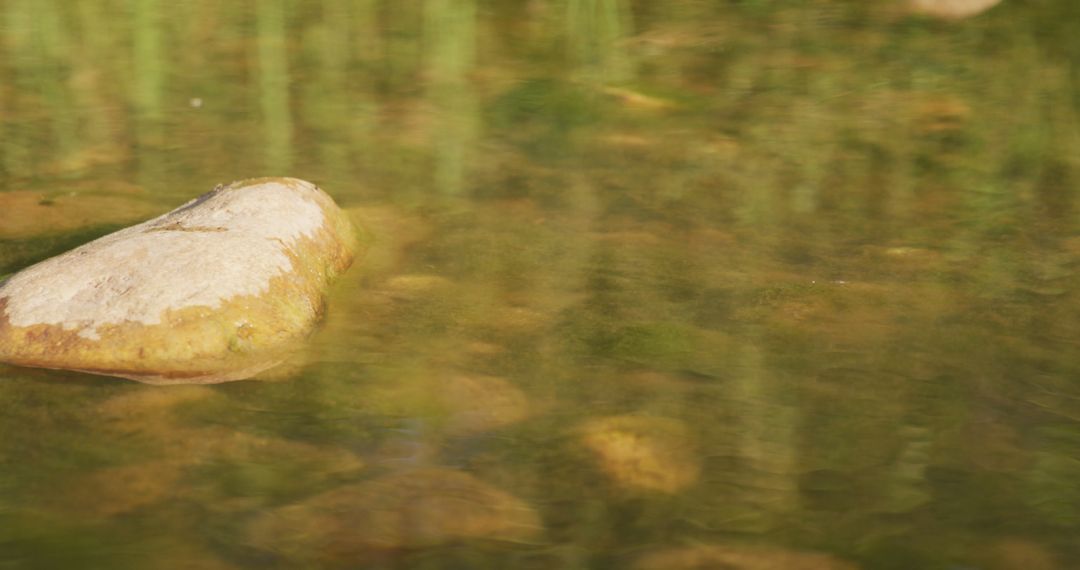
top-left (144, 222), bottom-right (228, 233)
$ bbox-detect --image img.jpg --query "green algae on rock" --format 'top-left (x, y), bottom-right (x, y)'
top-left (0, 177), bottom-right (359, 384)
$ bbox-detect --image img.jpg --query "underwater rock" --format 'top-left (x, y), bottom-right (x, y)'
top-left (485, 306), bottom-right (552, 336)
top-left (580, 415), bottom-right (701, 493)
top-left (982, 538), bottom-right (1060, 570)
top-left (52, 459), bottom-right (186, 517)
top-left (98, 385), bottom-right (221, 421)
top-left (345, 206), bottom-right (431, 279)
top-left (141, 540), bottom-right (244, 570)
top-left (908, 0), bottom-right (1002, 19)
top-left (442, 374), bottom-right (530, 435)
top-left (0, 177), bottom-right (358, 384)
top-left (183, 432), bottom-right (368, 514)
top-left (380, 273), bottom-right (454, 300)
top-left (634, 544), bottom-right (860, 570)
top-left (247, 467), bottom-right (542, 562)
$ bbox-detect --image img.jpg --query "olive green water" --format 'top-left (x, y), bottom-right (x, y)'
top-left (2, 1), bottom-right (1080, 568)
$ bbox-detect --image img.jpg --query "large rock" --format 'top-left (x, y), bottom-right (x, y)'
top-left (0, 177), bottom-right (358, 384)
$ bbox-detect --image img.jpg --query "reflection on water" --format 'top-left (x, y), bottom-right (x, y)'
top-left (2, 0), bottom-right (1080, 568)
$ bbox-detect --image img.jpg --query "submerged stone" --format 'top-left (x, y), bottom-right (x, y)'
top-left (580, 415), bottom-right (701, 493)
top-left (634, 544), bottom-right (860, 570)
top-left (441, 374), bottom-right (530, 435)
top-left (247, 467), bottom-right (542, 562)
top-left (0, 177), bottom-right (358, 384)
top-left (51, 459), bottom-right (186, 518)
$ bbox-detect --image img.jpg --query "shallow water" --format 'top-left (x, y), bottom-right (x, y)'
top-left (2, 1), bottom-right (1080, 568)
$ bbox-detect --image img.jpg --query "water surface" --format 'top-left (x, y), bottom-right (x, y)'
top-left (2, 1), bottom-right (1080, 568)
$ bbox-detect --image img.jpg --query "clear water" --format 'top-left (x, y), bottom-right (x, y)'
top-left (2, 1), bottom-right (1080, 568)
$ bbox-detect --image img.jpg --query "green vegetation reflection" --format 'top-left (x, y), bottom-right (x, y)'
top-left (1, 0), bottom-right (1080, 568)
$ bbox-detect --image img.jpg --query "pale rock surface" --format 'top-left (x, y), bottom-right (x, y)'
top-left (0, 177), bottom-right (358, 383)
top-left (909, 0), bottom-right (1002, 19)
